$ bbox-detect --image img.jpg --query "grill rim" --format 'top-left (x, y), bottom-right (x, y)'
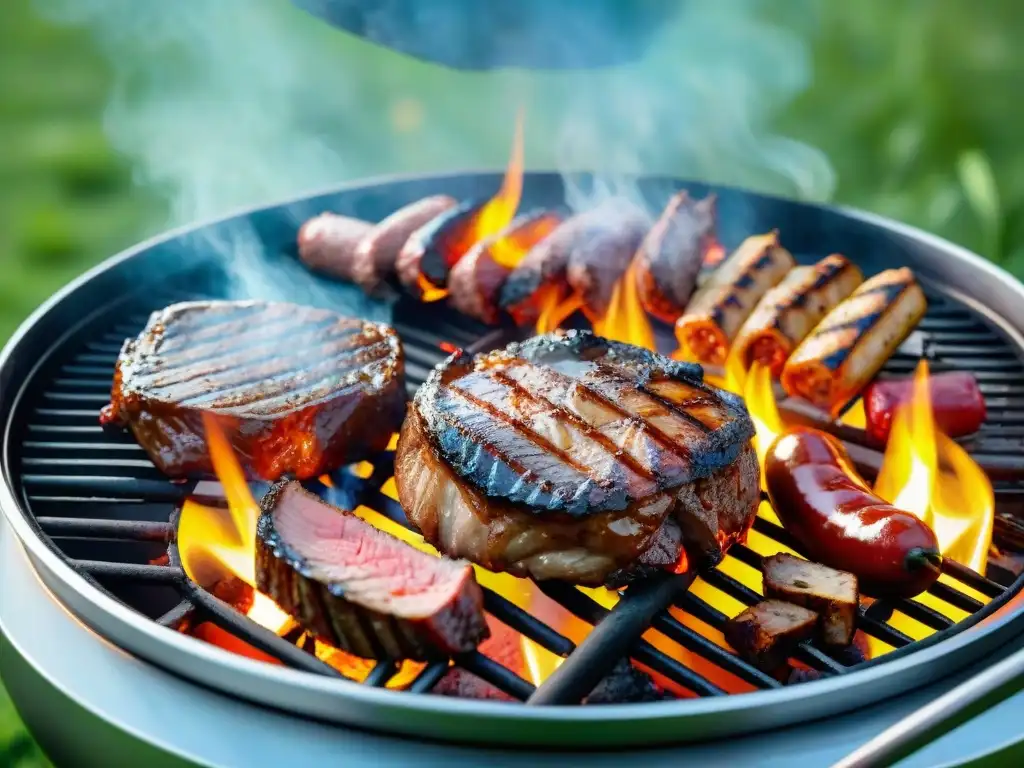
top-left (3, 171), bottom-right (1024, 748)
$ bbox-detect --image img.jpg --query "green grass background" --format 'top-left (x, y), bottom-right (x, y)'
top-left (2, 0), bottom-right (1022, 764)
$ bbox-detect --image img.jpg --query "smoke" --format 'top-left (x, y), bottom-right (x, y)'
top-left (39, 0), bottom-right (833, 302)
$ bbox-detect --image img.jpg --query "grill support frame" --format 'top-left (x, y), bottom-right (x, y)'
top-left (3, 172), bottom-right (1024, 748)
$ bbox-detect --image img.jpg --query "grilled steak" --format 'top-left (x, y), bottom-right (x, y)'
top-left (256, 481), bottom-right (489, 660)
top-left (394, 330), bottom-right (760, 585)
top-left (102, 300), bottom-right (405, 480)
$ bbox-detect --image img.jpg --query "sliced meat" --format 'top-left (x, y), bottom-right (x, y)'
top-left (396, 199), bottom-right (484, 295)
top-left (634, 191), bottom-right (718, 324)
top-left (350, 195), bottom-right (457, 294)
top-left (723, 600), bottom-right (818, 672)
top-left (394, 330), bottom-right (759, 585)
top-left (447, 210), bottom-right (564, 325)
top-left (102, 300), bottom-right (405, 480)
top-left (564, 199), bottom-right (651, 318)
top-left (432, 615), bottom-right (522, 700)
top-left (297, 213), bottom-right (374, 281)
top-left (256, 481), bottom-right (489, 660)
top-left (762, 553), bottom-right (858, 647)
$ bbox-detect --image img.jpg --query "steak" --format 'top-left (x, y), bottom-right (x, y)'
top-left (256, 481), bottom-right (489, 660)
top-left (394, 330), bottom-right (760, 585)
top-left (102, 300), bottom-right (405, 480)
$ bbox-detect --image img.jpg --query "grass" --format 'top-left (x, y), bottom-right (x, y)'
top-left (1, 1), bottom-right (1023, 764)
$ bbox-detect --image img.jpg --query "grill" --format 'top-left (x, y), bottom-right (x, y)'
top-left (3, 172), bottom-right (1024, 752)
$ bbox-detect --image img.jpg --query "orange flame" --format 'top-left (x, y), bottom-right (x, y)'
top-left (874, 361), bottom-right (993, 574)
top-left (535, 285), bottom-right (584, 334)
top-left (416, 273), bottom-right (449, 303)
top-left (591, 259), bottom-right (657, 351)
top-left (473, 107), bottom-right (525, 265)
top-left (742, 362), bottom-right (784, 483)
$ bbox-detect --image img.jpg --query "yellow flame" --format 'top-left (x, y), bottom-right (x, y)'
top-left (591, 260), bottom-right (657, 351)
top-left (474, 107), bottom-right (525, 266)
top-left (535, 285), bottom-right (584, 334)
top-left (874, 360), bottom-right (993, 573)
top-left (743, 362), bottom-right (784, 482)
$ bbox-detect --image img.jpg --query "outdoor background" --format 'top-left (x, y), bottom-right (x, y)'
top-left (1, 1), bottom-right (1021, 764)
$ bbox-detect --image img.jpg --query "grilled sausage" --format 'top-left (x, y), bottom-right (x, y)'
top-left (765, 427), bottom-right (942, 599)
top-left (633, 191), bottom-right (718, 323)
top-left (781, 267), bottom-right (927, 417)
top-left (350, 195), bottom-right (457, 294)
top-left (675, 232), bottom-right (795, 365)
top-left (447, 210), bottom-right (564, 325)
top-left (864, 371), bottom-right (986, 442)
top-left (731, 254), bottom-right (863, 378)
top-left (297, 213), bottom-right (374, 281)
top-left (396, 200), bottom-right (483, 297)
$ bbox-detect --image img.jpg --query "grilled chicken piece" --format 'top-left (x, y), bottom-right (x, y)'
top-left (723, 600), bottom-right (818, 672)
top-left (731, 255), bottom-right (863, 378)
top-left (394, 331), bottom-right (760, 586)
top-left (762, 554), bottom-right (858, 647)
top-left (396, 199), bottom-right (483, 295)
top-left (634, 191), bottom-right (719, 324)
top-left (256, 481), bottom-right (489, 660)
top-left (676, 232), bottom-right (795, 365)
top-left (350, 195), bottom-right (457, 294)
top-left (297, 213), bottom-right (375, 281)
top-left (102, 300), bottom-right (405, 480)
top-left (447, 210), bottom-right (564, 325)
top-left (781, 267), bottom-right (927, 417)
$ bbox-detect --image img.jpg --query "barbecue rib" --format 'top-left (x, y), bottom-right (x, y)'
top-left (102, 300), bottom-right (405, 480)
top-left (394, 331), bottom-right (760, 586)
top-left (256, 481), bottom-right (489, 660)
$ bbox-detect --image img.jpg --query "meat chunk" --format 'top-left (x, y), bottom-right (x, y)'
top-left (396, 199), bottom-right (483, 295)
top-left (723, 600), bottom-right (818, 672)
top-left (394, 330), bottom-right (760, 585)
top-left (256, 481), bottom-right (489, 660)
top-left (762, 553), bottom-right (858, 647)
top-left (102, 300), bottom-right (405, 480)
top-left (297, 213), bottom-right (374, 281)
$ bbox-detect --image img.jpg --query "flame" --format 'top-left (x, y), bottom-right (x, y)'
top-left (535, 285), bottom-right (584, 334)
top-left (473, 107), bottom-right (525, 265)
top-left (416, 273), bottom-right (449, 303)
top-left (874, 361), bottom-right (993, 573)
top-left (591, 260), bottom-right (657, 351)
top-left (743, 362), bottom-right (784, 481)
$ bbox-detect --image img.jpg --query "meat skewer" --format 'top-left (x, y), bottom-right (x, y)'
top-left (394, 330), bottom-right (760, 586)
top-left (256, 481), bottom-right (489, 660)
top-left (730, 254), bottom-right (864, 378)
top-left (447, 209), bottom-right (564, 325)
top-left (675, 231), bottom-right (795, 365)
top-left (101, 300), bottom-right (406, 480)
top-left (781, 267), bottom-right (927, 418)
top-left (633, 191), bottom-right (718, 324)
top-left (350, 195), bottom-right (457, 294)
top-left (297, 213), bottom-right (374, 282)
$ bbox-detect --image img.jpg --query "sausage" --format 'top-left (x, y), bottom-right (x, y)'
top-left (865, 371), bottom-right (986, 443)
top-left (350, 195), bottom-right (457, 294)
top-left (447, 210), bottom-right (564, 325)
top-left (297, 213), bottom-right (374, 281)
top-left (497, 214), bottom-right (578, 325)
top-left (396, 199), bottom-right (483, 296)
top-left (765, 427), bottom-right (942, 598)
top-left (675, 232), bottom-right (795, 365)
top-left (633, 191), bottom-right (718, 323)
top-left (781, 267), bottom-right (927, 418)
top-left (731, 254), bottom-right (863, 378)
top-left (565, 199), bottom-right (651, 319)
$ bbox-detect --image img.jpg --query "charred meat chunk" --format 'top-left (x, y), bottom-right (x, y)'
top-left (394, 330), bottom-right (760, 586)
top-left (723, 600), bottom-right (818, 672)
top-left (256, 481), bottom-right (489, 660)
top-left (634, 191), bottom-right (718, 324)
top-left (762, 553), bottom-right (858, 647)
top-left (102, 300), bottom-right (405, 480)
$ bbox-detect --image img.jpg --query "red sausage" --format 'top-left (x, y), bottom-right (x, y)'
top-left (297, 213), bottom-right (374, 281)
top-left (865, 372), bottom-right (986, 443)
top-left (765, 427), bottom-right (942, 599)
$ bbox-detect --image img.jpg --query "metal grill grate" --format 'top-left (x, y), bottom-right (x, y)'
top-left (12, 277), bottom-right (1022, 707)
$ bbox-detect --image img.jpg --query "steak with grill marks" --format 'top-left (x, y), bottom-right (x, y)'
top-left (394, 330), bottom-right (760, 586)
top-left (102, 300), bottom-right (405, 480)
top-left (256, 481), bottom-right (489, 660)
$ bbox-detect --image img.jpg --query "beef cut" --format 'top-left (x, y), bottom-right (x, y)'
top-left (256, 481), bottom-right (489, 660)
top-left (102, 300), bottom-right (405, 480)
top-left (394, 330), bottom-right (760, 586)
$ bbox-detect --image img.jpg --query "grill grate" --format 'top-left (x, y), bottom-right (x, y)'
top-left (12, 276), bottom-right (1022, 707)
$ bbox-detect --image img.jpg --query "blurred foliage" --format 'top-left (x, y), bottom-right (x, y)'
top-left (1, 0), bottom-right (1023, 763)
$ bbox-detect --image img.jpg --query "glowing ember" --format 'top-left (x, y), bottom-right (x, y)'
top-left (874, 361), bottom-right (993, 573)
top-left (474, 107), bottom-right (525, 267)
top-left (591, 260), bottom-right (657, 351)
top-left (438, 341), bottom-right (460, 355)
